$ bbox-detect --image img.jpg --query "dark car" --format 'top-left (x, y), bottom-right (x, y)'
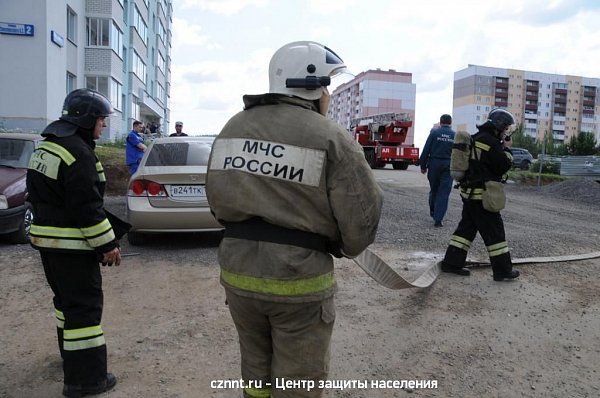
top-left (511, 147), bottom-right (534, 170)
top-left (0, 133), bottom-right (42, 243)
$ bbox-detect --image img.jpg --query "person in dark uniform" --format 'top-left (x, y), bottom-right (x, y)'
top-left (440, 108), bottom-right (520, 281)
top-left (26, 89), bottom-right (123, 397)
top-left (419, 114), bottom-right (455, 227)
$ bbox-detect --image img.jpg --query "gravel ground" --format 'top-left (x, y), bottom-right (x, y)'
top-left (1, 169), bottom-right (599, 397)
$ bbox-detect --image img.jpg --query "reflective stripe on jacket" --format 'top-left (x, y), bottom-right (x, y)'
top-left (26, 129), bottom-right (116, 254)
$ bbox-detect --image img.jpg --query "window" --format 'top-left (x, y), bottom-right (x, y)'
top-left (131, 97), bottom-right (140, 120)
top-left (87, 18), bottom-right (109, 46)
top-left (86, 76), bottom-right (109, 97)
top-left (133, 5), bottom-right (147, 44)
top-left (111, 79), bottom-right (122, 111)
top-left (67, 7), bottom-right (76, 42)
top-left (157, 19), bottom-right (166, 44)
top-left (133, 51), bottom-right (146, 80)
top-left (158, 51), bottom-right (166, 73)
top-left (157, 82), bottom-right (164, 102)
top-left (110, 23), bottom-right (123, 57)
top-left (66, 72), bottom-right (76, 94)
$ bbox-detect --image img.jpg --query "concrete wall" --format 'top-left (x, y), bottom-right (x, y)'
top-left (0, 0), bottom-right (49, 131)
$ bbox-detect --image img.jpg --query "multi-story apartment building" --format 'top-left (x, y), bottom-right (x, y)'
top-left (453, 64), bottom-right (600, 144)
top-left (0, 0), bottom-right (172, 141)
top-left (328, 69), bottom-right (416, 145)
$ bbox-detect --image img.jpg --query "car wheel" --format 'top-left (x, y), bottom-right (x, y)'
top-left (364, 149), bottom-right (377, 169)
top-left (127, 231), bottom-right (146, 246)
top-left (520, 160), bottom-right (531, 170)
top-left (9, 203), bottom-right (33, 244)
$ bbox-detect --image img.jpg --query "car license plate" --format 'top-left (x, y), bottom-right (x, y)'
top-left (169, 185), bottom-right (206, 197)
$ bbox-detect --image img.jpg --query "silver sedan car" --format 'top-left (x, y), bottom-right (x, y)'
top-left (126, 136), bottom-right (222, 245)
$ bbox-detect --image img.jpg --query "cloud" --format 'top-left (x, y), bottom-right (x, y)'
top-left (167, 0), bottom-right (600, 143)
top-left (183, 71), bottom-right (220, 84)
top-left (179, 0), bottom-right (269, 15)
top-left (172, 17), bottom-right (221, 49)
top-left (306, 0), bottom-right (360, 14)
top-left (195, 98), bottom-right (232, 111)
top-left (170, 48), bottom-right (274, 134)
top-left (493, 0), bottom-right (600, 26)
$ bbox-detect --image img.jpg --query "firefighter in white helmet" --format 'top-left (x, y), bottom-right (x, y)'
top-left (206, 41), bottom-right (383, 397)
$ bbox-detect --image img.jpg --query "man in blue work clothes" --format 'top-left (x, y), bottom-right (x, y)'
top-left (420, 114), bottom-right (455, 227)
top-left (125, 120), bottom-right (146, 174)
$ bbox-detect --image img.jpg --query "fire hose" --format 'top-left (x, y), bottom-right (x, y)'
top-left (353, 249), bottom-right (600, 290)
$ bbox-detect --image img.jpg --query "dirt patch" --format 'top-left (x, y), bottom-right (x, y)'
top-left (1, 173), bottom-right (600, 397)
top-left (104, 164), bottom-right (130, 195)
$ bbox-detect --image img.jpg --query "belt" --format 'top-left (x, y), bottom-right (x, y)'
top-left (223, 217), bottom-right (330, 254)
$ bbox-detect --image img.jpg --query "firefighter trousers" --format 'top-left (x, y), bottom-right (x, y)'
top-left (427, 158), bottom-right (453, 223)
top-left (442, 199), bottom-right (513, 276)
top-left (40, 251), bottom-right (107, 386)
top-left (225, 290), bottom-right (335, 398)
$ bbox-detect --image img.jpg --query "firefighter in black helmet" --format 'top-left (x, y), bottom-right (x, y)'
top-left (440, 108), bottom-right (520, 281)
top-left (27, 88), bottom-right (127, 396)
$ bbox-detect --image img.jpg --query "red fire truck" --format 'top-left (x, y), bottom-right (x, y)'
top-left (351, 113), bottom-right (419, 170)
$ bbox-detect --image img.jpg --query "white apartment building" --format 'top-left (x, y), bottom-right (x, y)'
top-left (328, 69), bottom-right (417, 145)
top-left (453, 64), bottom-right (600, 144)
top-left (0, 0), bottom-right (172, 141)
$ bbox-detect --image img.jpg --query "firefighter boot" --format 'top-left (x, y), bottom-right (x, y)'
top-left (63, 373), bottom-right (117, 397)
top-left (440, 262), bottom-right (470, 276)
top-left (493, 269), bottom-right (520, 282)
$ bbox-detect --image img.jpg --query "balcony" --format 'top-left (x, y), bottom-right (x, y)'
top-left (583, 86), bottom-right (596, 94)
top-left (582, 109), bottom-right (595, 116)
top-left (555, 88), bottom-right (567, 95)
top-left (554, 96), bottom-right (566, 104)
top-left (583, 99), bottom-right (595, 107)
top-left (495, 91), bottom-right (508, 99)
top-left (525, 104), bottom-right (538, 111)
top-left (553, 105), bottom-right (566, 113)
top-left (526, 94), bottom-right (538, 101)
top-left (495, 82), bottom-right (508, 89)
top-left (553, 132), bottom-right (565, 140)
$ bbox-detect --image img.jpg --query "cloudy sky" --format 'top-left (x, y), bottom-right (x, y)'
top-left (169, 0), bottom-right (600, 147)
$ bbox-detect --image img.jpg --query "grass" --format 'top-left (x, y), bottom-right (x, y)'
top-left (507, 169), bottom-right (566, 185)
top-left (96, 145), bottom-right (125, 167)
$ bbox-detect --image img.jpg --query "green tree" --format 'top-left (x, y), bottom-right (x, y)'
top-left (511, 124), bottom-right (539, 156)
top-left (567, 132), bottom-right (598, 155)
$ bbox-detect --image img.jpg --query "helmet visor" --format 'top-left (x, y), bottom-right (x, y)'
top-left (324, 46), bottom-right (344, 65)
top-left (330, 70), bottom-right (355, 92)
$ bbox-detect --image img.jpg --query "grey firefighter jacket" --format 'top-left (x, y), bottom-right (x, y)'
top-left (206, 94), bottom-right (383, 303)
top-left (26, 121), bottom-right (117, 254)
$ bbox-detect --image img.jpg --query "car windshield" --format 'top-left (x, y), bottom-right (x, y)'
top-left (145, 141), bottom-right (212, 166)
top-left (0, 138), bottom-right (35, 168)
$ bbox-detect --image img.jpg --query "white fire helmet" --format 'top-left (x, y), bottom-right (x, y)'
top-left (268, 41), bottom-right (347, 101)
